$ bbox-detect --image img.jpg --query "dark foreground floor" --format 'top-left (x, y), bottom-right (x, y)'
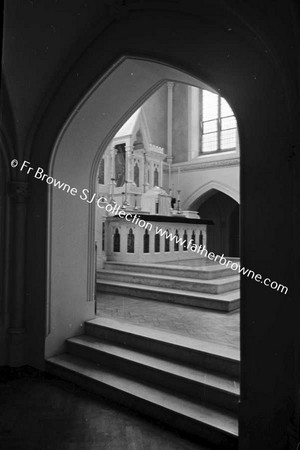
top-left (0, 368), bottom-right (211, 450)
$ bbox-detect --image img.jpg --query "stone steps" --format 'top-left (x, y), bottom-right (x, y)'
top-left (46, 317), bottom-right (239, 448)
top-left (97, 279), bottom-right (240, 311)
top-left (46, 354), bottom-right (238, 448)
top-left (66, 335), bottom-right (239, 412)
top-left (104, 261), bottom-right (238, 280)
top-left (85, 318), bottom-right (240, 378)
top-left (97, 269), bottom-right (240, 294)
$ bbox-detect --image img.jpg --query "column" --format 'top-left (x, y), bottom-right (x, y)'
top-left (159, 161), bottom-right (163, 188)
top-left (188, 86), bottom-right (200, 160)
top-left (167, 82), bottom-right (174, 192)
top-left (8, 180), bottom-right (29, 366)
top-left (149, 161), bottom-right (154, 188)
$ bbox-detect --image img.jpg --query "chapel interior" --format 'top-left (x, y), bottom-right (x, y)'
top-left (94, 81), bottom-right (240, 345)
top-left (1, 1), bottom-right (299, 449)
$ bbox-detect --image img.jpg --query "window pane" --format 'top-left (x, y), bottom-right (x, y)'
top-left (221, 97), bottom-right (234, 117)
top-left (221, 129), bottom-right (236, 149)
top-left (203, 119), bottom-right (217, 133)
top-left (202, 132), bottom-right (218, 152)
top-left (221, 116), bottom-right (236, 130)
top-left (202, 90), bottom-right (218, 121)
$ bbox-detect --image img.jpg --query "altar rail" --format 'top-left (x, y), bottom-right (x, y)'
top-left (105, 216), bottom-right (208, 263)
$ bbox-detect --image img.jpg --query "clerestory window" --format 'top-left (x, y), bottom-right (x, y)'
top-left (200, 90), bottom-right (237, 153)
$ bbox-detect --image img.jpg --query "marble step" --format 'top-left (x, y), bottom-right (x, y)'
top-left (97, 280), bottom-right (240, 311)
top-left (67, 334), bottom-right (239, 412)
top-left (97, 269), bottom-right (240, 294)
top-left (104, 261), bottom-right (238, 280)
top-left (46, 353), bottom-right (238, 449)
top-left (85, 318), bottom-right (240, 377)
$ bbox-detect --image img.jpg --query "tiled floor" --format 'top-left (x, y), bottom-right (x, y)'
top-left (96, 293), bottom-right (240, 349)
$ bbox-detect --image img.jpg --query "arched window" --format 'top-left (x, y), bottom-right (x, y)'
top-left (98, 158), bottom-right (105, 184)
top-left (191, 230), bottom-right (196, 246)
top-left (165, 230), bottom-right (170, 252)
top-left (154, 234), bottom-right (160, 252)
top-left (127, 228), bottom-right (135, 253)
top-left (134, 163), bottom-right (139, 187)
top-left (174, 230), bottom-right (179, 252)
top-left (143, 229), bottom-right (150, 253)
top-left (199, 230), bottom-right (203, 247)
top-left (200, 90), bottom-right (237, 153)
top-left (183, 230), bottom-right (188, 251)
top-left (154, 167), bottom-right (159, 186)
top-left (113, 228), bottom-right (120, 252)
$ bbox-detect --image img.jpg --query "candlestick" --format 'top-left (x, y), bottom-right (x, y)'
top-left (122, 180), bottom-right (130, 208)
top-left (109, 177), bottom-right (116, 204)
top-left (176, 189), bottom-right (182, 214)
top-left (134, 194), bottom-right (139, 210)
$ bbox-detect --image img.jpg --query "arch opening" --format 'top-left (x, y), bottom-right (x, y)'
top-left (46, 57), bottom-right (241, 445)
top-left (46, 57), bottom-right (225, 357)
top-left (93, 71), bottom-right (240, 357)
top-left (196, 189), bottom-right (240, 257)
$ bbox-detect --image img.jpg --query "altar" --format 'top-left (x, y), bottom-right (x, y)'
top-left (95, 108), bottom-right (213, 267)
top-left (105, 212), bottom-right (211, 263)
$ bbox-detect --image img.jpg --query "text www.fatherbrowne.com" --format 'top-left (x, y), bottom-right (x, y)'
top-left (11, 159), bottom-right (289, 296)
top-left (155, 228), bottom-right (288, 295)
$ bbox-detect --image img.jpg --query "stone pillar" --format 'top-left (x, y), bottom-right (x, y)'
top-left (188, 86), bottom-right (200, 161)
top-left (167, 82), bottom-right (174, 191)
top-left (167, 82), bottom-right (174, 160)
top-left (8, 180), bottom-right (29, 366)
top-left (159, 162), bottom-right (163, 188)
top-left (149, 161), bottom-right (153, 188)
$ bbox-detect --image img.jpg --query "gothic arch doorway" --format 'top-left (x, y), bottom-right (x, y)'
top-left (45, 57), bottom-right (218, 358)
top-left (195, 189), bottom-right (240, 257)
top-left (21, 5), bottom-right (293, 445)
top-left (45, 56), bottom-right (241, 447)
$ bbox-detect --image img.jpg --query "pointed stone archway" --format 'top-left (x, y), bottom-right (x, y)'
top-left (45, 57), bottom-right (216, 358)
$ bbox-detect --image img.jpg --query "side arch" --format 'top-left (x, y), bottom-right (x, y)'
top-left (183, 181), bottom-right (239, 211)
